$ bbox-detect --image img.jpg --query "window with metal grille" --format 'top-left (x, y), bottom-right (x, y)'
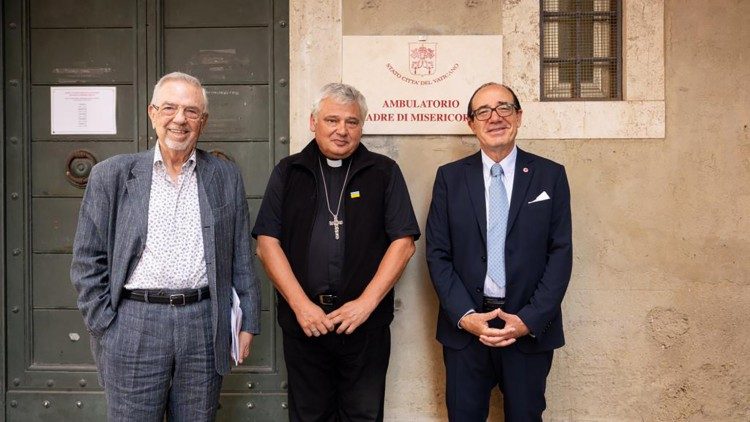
top-left (541, 0), bottom-right (622, 100)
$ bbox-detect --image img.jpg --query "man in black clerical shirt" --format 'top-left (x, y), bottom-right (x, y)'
top-left (252, 83), bottom-right (420, 422)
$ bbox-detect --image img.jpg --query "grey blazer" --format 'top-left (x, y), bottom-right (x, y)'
top-left (70, 148), bottom-right (261, 375)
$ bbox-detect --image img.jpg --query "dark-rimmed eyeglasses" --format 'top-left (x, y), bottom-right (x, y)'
top-left (152, 103), bottom-right (204, 121)
top-left (470, 103), bottom-right (518, 121)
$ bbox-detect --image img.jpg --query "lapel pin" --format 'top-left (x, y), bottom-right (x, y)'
top-left (350, 191), bottom-right (361, 199)
top-left (523, 167), bottom-right (529, 173)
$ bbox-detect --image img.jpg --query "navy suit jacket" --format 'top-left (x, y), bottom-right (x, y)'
top-left (426, 147), bottom-right (572, 353)
top-left (70, 148), bottom-right (261, 375)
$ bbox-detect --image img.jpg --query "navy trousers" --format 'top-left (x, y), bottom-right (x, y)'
top-left (99, 297), bottom-right (223, 422)
top-left (443, 338), bottom-right (554, 422)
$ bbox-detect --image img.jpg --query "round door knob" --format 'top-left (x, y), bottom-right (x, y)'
top-left (66, 150), bottom-right (98, 188)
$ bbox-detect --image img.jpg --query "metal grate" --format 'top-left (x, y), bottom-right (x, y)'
top-left (540, 0), bottom-right (622, 100)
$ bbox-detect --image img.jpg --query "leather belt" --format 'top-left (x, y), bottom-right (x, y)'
top-left (123, 286), bottom-right (210, 306)
top-left (482, 296), bottom-right (505, 312)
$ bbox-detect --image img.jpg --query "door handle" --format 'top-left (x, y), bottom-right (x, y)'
top-left (66, 149), bottom-right (98, 188)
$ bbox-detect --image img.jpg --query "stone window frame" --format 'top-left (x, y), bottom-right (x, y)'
top-left (503, 0), bottom-right (664, 139)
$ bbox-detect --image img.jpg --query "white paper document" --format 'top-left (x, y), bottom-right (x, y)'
top-left (50, 86), bottom-right (117, 134)
top-left (230, 288), bottom-right (243, 366)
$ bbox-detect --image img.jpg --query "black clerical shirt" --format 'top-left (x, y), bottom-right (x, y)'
top-left (307, 154), bottom-right (350, 295)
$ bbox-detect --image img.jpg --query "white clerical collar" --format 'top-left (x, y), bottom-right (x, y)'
top-left (326, 158), bottom-right (343, 168)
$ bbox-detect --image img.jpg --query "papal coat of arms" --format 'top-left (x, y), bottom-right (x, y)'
top-left (409, 42), bottom-right (436, 76)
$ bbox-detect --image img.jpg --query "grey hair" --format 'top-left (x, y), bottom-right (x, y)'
top-left (311, 83), bottom-right (368, 121)
top-left (150, 71), bottom-right (209, 114)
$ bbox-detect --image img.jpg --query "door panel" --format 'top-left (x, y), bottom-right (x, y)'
top-left (31, 141), bottom-right (133, 196)
top-left (33, 310), bottom-right (94, 365)
top-left (203, 85), bottom-right (271, 140)
top-left (30, 0), bottom-right (135, 28)
top-left (6, 392), bottom-right (109, 422)
top-left (164, 28), bottom-right (270, 84)
top-left (31, 198), bottom-right (81, 253)
top-left (31, 29), bottom-right (135, 84)
top-left (163, 0), bottom-right (271, 27)
top-left (4, 0), bottom-right (289, 419)
top-left (201, 141), bottom-right (271, 195)
top-left (32, 254), bottom-right (76, 308)
top-left (30, 87), bottom-right (136, 141)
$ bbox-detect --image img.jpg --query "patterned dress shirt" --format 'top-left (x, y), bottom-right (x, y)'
top-left (125, 146), bottom-right (208, 290)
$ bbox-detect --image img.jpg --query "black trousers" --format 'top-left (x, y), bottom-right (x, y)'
top-left (282, 326), bottom-right (391, 422)
top-left (443, 338), bottom-right (554, 422)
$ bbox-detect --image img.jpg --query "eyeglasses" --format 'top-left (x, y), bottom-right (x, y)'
top-left (470, 103), bottom-right (518, 121)
top-left (152, 103), bottom-right (204, 121)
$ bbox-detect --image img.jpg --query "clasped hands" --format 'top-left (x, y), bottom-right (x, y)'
top-left (459, 308), bottom-right (530, 347)
top-left (294, 297), bottom-right (376, 337)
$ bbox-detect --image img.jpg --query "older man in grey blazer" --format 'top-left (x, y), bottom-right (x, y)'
top-left (71, 72), bottom-right (260, 421)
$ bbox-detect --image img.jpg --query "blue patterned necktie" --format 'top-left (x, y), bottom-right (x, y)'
top-left (487, 163), bottom-right (509, 295)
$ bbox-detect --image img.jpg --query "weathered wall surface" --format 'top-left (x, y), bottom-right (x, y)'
top-left (291, 0), bottom-right (750, 420)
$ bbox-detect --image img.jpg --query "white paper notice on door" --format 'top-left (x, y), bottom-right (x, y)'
top-left (50, 86), bottom-right (117, 135)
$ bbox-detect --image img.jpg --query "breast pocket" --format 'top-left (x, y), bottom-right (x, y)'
top-left (522, 197), bottom-right (553, 223)
top-left (526, 198), bottom-right (551, 208)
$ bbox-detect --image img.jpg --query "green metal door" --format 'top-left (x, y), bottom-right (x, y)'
top-left (3, 0), bottom-right (289, 419)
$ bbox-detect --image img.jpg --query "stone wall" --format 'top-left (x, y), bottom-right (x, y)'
top-left (289, 0), bottom-right (750, 420)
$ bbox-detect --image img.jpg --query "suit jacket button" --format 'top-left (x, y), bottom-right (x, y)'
top-left (475, 287), bottom-right (481, 293)
top-left (481, 256), bottom-right (486, 262)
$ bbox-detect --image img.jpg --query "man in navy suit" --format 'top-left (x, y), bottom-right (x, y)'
top-left (426, 82), bottom-right (572, 421)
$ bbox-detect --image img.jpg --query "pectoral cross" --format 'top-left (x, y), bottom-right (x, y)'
top-left (329, 215), bottom-right (343, 240)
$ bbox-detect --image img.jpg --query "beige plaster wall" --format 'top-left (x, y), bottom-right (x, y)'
top-left (290, 0), bottom-right (750, 420)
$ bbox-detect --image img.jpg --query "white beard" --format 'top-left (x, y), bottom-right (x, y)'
top-left (164, 136), bottom-right (192, 151)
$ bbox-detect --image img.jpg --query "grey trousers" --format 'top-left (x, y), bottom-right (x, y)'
top-left (99, 297), bottom-right (222, 422)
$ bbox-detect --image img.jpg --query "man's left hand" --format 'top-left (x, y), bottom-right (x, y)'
top-left (479, 309), bottom-right (530, 346)
top-left (327, 297), bottom-right (377, 335)
top-left (238, 331), bottom-right (254, 364)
